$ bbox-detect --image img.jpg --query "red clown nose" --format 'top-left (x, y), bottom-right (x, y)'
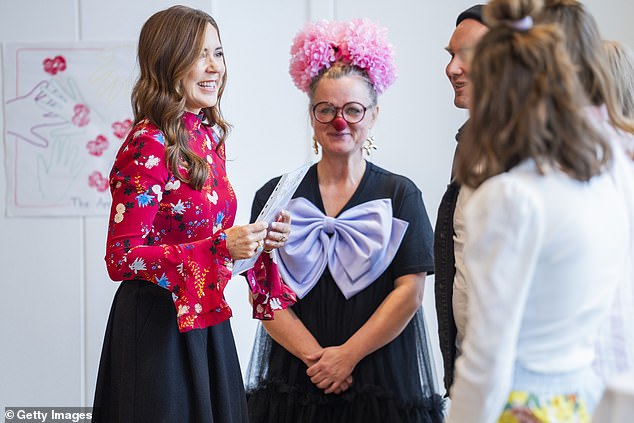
top-left (331, 117), bottom-right (348, 131)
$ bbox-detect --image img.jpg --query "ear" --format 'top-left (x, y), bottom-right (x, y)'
top-left (309, 104), bottom-right (317, 128)
top-left (369, 104), bottom-right (379, 125)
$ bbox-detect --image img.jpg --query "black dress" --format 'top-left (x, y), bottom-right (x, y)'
top-left (246, 162), bottom-right (445, 422)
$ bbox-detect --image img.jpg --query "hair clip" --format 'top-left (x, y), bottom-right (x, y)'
top-left (512, 16), bottom-right (533, 31)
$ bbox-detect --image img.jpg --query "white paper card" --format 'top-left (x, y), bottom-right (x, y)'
top-left (232, 162), bottom-right (312, 276)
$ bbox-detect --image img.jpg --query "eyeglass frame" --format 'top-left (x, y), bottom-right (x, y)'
top-left (311, 101), bottom-right (371, 125)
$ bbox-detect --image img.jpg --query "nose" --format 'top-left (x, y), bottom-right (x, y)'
top-left (204, 55), bottom-right (222, 73)
top-left (446, 56), bottom-right (464, 78)
top-left (205, 58), bottom-right (216, 71)
top-left (329, 106), bottom-right (348, 130)
top-left (331, 117), bottom-right (347, 131)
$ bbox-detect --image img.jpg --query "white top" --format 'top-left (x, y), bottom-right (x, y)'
top-left (586, 105), bottom-right (634, 385)
top-left (447, 159), bottom-right (631, 423)
top-left (452, 185), bottom-right (473, 353)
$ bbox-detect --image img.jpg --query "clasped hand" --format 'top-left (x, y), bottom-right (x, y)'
top-left (306, 346), bottom-right (357, 395)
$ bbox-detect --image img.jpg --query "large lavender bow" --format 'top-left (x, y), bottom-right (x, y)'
top-left (276, 197), bottom-right (408, 299)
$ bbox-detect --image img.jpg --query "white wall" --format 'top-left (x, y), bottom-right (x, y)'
top-left (1, 0), bottom-right (632, 409)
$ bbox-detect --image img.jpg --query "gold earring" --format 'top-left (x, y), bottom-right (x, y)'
top-left (363, 133), bottom-right (377, 156)
top-left (312, 136), bottom-right (319, 155)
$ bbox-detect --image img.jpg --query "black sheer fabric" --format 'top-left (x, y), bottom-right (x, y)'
top-left (92, 280), bottom-right (248, 423)
top-left (245, 162), bottom-right (445, 422)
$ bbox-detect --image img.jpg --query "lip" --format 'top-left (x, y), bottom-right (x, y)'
top-left (197, 80), bottom-right (218, 91)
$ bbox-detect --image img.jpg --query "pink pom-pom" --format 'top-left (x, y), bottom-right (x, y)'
top-left (288, 19), bottom-right (397, 94)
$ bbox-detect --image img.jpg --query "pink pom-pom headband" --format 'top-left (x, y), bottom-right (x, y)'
top-left (289, 19), bottom-right (397, 95)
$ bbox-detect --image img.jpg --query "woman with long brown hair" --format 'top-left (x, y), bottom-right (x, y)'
top-left (92, 6), bottom-right (295, 422)
top-left (446, 0), bottom-right (632, 421)
top-left (603, 39), bottom-right (634, 159)
top-left (540, 0), bottom-right (634, 399)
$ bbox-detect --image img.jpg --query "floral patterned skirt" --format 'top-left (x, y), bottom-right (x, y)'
top-left (498, 390), bottom-right (590, 423)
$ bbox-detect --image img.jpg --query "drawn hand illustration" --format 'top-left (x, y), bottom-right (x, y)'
top-left (36, 136), bottom-right (85, 203)
top-left (35, 79), bottom-right (90, 125)
top-left (6, 78), bottom-right (104, 148)
top-left (5, 80), bottom-right (69, 147)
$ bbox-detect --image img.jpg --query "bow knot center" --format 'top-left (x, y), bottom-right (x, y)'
top-left (323, 216), bottom-right (336, 234)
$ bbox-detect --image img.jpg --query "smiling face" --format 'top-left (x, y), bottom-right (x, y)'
top-left (182, 22), bottom-right (225, 114)
top-left (445, 18), bottom-right (488, 109)
top-left (310, 75), bottom-right (378, 158)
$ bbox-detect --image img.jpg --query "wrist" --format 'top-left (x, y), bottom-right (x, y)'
top-left (300, 345), bottom-right (322, 366)
top-left (342, 339), bottom-right (364, 367)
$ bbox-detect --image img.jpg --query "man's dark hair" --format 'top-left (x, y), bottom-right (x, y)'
top-left (456, 4), bottom-right (485, 26)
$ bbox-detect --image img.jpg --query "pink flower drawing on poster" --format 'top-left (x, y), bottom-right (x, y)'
top-left (88, 171), bottom-right (109, 192)
top-left (112, 119), bottom-right (133, 139)
top-left (72, 103), bottom-right (91, 127)
top-left (86, 135), bottom-right (109, 157)
top-left (43, 55), bottom-right (67, 75)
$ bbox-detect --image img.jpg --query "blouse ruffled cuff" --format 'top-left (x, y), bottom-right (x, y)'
top-left (173, 233), bottom-right (234, 332)
top-left (246, 252), bottom-right (297, 320)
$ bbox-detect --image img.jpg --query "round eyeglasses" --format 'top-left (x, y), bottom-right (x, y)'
top-left (311, 101), bottom-right (369, 125)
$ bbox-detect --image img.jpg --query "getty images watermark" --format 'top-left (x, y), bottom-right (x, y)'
top-left (4, 408), bottom-right (93, 423)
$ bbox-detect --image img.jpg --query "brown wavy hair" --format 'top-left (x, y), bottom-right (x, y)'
top-left (603, 40), bottom-right (634, 120)
top-left (455, 0), bottom-right (611, 188)
top-left (132, 5), bottom-right (230, 190)
top-left (539, 0), bottom-right (634, 134)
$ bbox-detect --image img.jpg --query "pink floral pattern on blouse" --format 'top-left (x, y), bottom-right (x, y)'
top-left (105, 112), bottom-right (295, 332)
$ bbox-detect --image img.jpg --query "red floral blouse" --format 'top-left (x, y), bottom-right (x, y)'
top-left (105, 112), bottom-right (295, 332)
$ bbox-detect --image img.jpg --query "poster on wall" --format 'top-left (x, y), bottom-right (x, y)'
top-left (3, 42), bottom-right (137, 216)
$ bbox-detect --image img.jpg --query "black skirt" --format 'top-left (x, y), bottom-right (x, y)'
top-left (92, 280), bottom-right (248, 423)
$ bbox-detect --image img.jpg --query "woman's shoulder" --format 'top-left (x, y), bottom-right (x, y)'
top-left (126, 118), bottom-right (166, 147)
top-left (366, 161), bottom-right (421, 197)
top-left (111, 119), bottom-right (169, 176)
top-left (255, 162), bottom-right (317, 202)
top-left (478, 165), bottom-right (539, 196)
top-left (468, 165), bottom-right (544, 221)
top-left (255, 176), bottom-right (283, 201)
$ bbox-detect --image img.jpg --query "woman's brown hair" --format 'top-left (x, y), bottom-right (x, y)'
top-left (132, 5), bottom-right (230, 190)
top-left (455, 0), bottom-right (611, 188)
top-left (603, 40), bottom-right (634, 120)
top-left (539, 0), bottom-right (634, 134)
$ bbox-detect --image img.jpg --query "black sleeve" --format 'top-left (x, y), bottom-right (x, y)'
top-left (249, 177), bottom-right (282, 223)
top-left (390, 185), bottom-right (435, 280)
